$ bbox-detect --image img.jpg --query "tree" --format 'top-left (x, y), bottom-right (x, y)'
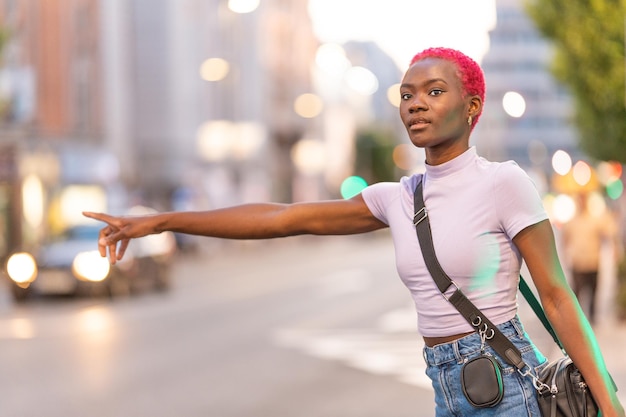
top-left (354, 128), bottom-right (397, 184)
top-left (525, 0), bottom-right (626, 162)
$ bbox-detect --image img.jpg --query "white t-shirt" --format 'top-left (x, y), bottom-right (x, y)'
top-left (361, 147), bottom-right (548, 337)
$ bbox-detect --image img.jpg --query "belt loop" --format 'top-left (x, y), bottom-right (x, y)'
top-left (511, 315), bottom-right (525, 338)
top-left (453, 340), bottom-right (463, 363)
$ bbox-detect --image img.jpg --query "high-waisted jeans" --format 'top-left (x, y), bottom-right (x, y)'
top-left (423, 316), bottom-right (548, 416)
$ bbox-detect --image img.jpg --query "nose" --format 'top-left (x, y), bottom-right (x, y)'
top-left (408, 95), bottom-right (427, 113)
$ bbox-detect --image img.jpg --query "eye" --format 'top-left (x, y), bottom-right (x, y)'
top-left (429, 88), bottom-right (444, 96)
top-left (400, 93), bottom-right (412, 100)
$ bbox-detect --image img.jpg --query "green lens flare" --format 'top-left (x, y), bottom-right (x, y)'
top-left (340, 176), bottom-right (368, 199)
top-left (606, 179), bottom-right (623, 200)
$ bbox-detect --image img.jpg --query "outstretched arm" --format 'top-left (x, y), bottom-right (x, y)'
top-left (83, 194), bottom-right (387, 263)
top-left (513, 219), bottom-right (624, 417)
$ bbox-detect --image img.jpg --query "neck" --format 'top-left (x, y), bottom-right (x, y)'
top-left (425, 143), bottom-right (470, 166)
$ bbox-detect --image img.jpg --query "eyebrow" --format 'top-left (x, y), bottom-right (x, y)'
top-left (400, 78), bottom-right (449, 89)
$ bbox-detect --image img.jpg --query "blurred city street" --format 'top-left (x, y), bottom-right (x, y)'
top-left (1, 232), bottom-right (625, 417)
top-left (0, 1), bottom-right (625, 415)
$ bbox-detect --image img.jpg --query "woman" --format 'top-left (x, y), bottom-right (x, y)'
top-left (84, 47), bottom-right (623, 416)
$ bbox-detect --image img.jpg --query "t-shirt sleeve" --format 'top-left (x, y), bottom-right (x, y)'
top-left (360, 182), bottom-right (400, 225)
top-left (494, 162), bottom-right (549, 238)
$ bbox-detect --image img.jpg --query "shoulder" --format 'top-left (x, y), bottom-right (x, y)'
top-left (489, 160), bottom-right (539, 193)
top-left (361, 174), bottom-right (422, 221)
top-left (485, 158), bottom-right (526, 180)
top-left (469, 155), bottom-right (528, 184)
top-left (363, 173), bottom-right (423, 197)
top-left (496, 159), bottom-right (527, 176)
top-left (488, 159), bottom-right (548, 235)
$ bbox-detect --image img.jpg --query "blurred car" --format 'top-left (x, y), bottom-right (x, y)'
top-left (3, 209), bottom-right (177, 302)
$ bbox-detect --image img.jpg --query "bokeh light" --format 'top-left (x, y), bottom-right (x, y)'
top-left (597, 161), bottom-right (623, 184)
top-left (587, 192), bottom-right (606, 217)
top-left (197, 120), bottom-right (233, 161)
top-left (572, 160), bottom-right (592, 186)
top-left (551, 150), bottom-right (572, 175)
top-left (228, 0), bottom-right (259, 13)
top-left (293, 93), bottom-right (323, 118)
top-left (61, 185), bottom-right (107, 226)
top-left (6, 252), bottom-right (37, 284)
top-left (197, 120), bottom-right (265, 161)
top-left (340, 176), bottom-right (368, 199)
top-left (607, 179), bottom-right (624, 200)
top-left (291, 139), bottom-right (326, 175)
top-left (392, 144), bottom-right (414, 171)
top-left (315, 43), bottom-right (351, 76)
top-left (502, 91), bottom-right (526, 118)
top-left (345, 66), bottom-right (378, 96)
top-left (22, 174), bottom-right (44, 229)
top-left (551, 194), bottom-right (576, 224)
top-left (386, 83), bottom-right (401, 107)
top-left (200, 58), bottom-right (230, 81)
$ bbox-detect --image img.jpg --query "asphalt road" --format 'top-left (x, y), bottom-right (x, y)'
top-left (0, 232), bottom-right (437, 417)
top-left (3, 231), bottom-right (624, 416)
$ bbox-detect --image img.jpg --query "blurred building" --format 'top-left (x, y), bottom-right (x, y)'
top-left (342, 41), bottom-right (404, 133)
top-left (0, 0), bottom-right (321, 257)
top-left (101, 0), bottom-right (320, 206)
top-left (473, 0), bottom-right (580, 173)
top-left (0, 0), bottom-right (111, 257)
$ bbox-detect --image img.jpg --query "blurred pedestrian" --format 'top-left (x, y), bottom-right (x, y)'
top-left (561, 192), bottom-right (620, 324)
top-left (83, 47), bottom-right (624, 416)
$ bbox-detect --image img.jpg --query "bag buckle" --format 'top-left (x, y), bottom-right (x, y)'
top-left (441, 280), bottom-right (460, 302)
top-left (413, 207), bottom-right (427, 226)
top-left (518, 366), bottom-right (551, 393)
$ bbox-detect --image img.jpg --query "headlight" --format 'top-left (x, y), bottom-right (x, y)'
top-left (72, 251), bottom-right (110, 282)
top-left (6, 252), bottom-right (38, 285)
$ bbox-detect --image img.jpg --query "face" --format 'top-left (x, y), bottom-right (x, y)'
top-left (399, 58), bottom-right (479, 163)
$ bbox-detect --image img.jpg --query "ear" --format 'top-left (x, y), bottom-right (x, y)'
top-left (468, 95), bottom-right (483, 118)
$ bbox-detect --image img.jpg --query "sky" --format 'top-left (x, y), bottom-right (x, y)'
top-left (307, 0), bottom-right (497, 70)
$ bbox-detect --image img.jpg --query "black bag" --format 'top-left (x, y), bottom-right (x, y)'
top-left (536, 357), bottom-right (598, 417)
top-left (461, 354), bottom-right (504, 408)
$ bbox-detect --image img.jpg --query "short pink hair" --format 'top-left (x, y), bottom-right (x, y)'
top-left (410, 47), bottom-right (485, 128)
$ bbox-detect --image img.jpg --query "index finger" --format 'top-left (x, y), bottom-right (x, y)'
top-left (82, 211), bottom-right (117, 225)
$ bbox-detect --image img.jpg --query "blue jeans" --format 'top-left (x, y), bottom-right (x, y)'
top-left (423, 316), bottom-right (548, 416)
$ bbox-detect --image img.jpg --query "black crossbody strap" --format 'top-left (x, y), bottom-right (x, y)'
top-left (413, 179), bottom-right (526, 370)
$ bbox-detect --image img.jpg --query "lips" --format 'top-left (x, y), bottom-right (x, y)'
top-left (408, 117), bottom-right (430, 130)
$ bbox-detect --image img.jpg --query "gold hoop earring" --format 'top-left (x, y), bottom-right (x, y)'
top-left (467, 116), bottom-right (472, 126)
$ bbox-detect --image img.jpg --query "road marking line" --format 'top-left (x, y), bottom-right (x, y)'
top-left (272, 307), bottom-right (431, 389)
